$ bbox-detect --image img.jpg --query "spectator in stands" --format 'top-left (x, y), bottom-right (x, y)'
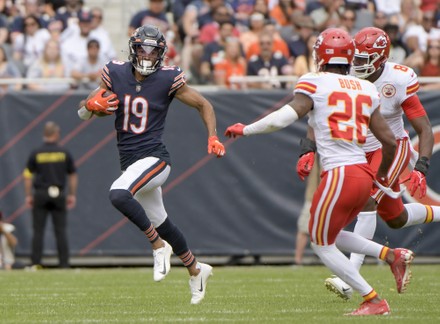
top-left (70, 39), bottom-right (106, 90)
top-left (246, 31), bottom-right (292, 89)
top-left (0, 210), bottom-right (18, 270)
top-left (269, 0), bottom-right (298, 27)
top-left (398, 0), bottom-right (422, 34)
top-left (292, 32), bottom-right (318, 76)
top-left (61, 10), bottom-right (114, 76)
top-left (228, 0), bottom-right (255, 30)
top-left (26, 38), bottom-right (70, 92)
top-left (373, 0), bottom-right (401, 21)
top-left (245, 21), bottom-right (289, 60)
top-left (253, 0), bottom-right (273, 21)
top-left (385, 22), bottom-right (409, 64)
top-left (198, 4), bottom-right (239, 45)
top-left (419, 38), bottom-right (440, 90)
top-left (88, 7), bottom-right (116, 61)
top-left (172, 0), bottom-right (193, 42)
top-left (9, 0), bottom-right (49, 44)
top-left (54, 0), bottom-right (83, 31)
top-left (0, 45), bottom-right (22, 95)
top-left (179, 0), bottom-right (213, 82)
top-left (404, 9), bottom-right (440, 54)
top-left (213, 36), bottom-right (247, 89)
top-left (12, 14), bottom-right (51, 75)
top-left (308, 0), bottom-right (343, 32)
top-left (403, 9), bottom-right (440, 71)
top-left (128, 0), bottom-right (170, 36)
top-left (286, 16), bottom-right (315, 61)
top-left (197, 0), bottom-right (229, 31)
top-left (200, 20), bottom-right (236, 83)
top-left (0, 9), bottom-right (8, 45)
top-left (240, 12), bottom-right (266, 54)
top-left (373, 11), bottom-right (389, 30)
top-left (339, 7), bottom-right (358, 36)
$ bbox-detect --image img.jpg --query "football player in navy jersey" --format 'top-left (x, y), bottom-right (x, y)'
top-left (77, 24), bottom-right (225, 304)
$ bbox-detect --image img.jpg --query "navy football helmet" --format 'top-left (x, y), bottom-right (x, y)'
top-left (129, 25), bottom-right (168, 75)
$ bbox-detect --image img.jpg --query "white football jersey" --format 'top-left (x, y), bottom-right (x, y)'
top-left (294, 72), bottom-right (380, 171)
top-left (362, 62), bottom-right (419, 153)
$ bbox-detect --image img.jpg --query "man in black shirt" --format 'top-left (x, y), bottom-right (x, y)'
top-left (23, 121), bottom-right (77, 269)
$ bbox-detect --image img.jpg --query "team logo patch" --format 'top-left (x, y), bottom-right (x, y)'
top-left (382, 84), bottom-right (396, 98)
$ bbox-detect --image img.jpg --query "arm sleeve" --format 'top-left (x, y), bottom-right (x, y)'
top-left (243, 105), bottom-right (299, 135)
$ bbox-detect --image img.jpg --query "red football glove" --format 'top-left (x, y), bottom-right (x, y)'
top-left (296, 152), bottom-right (315, 181)
top-left (400, 170), bottom-right (427, 198)
top-left (208, 136), bottom-right (225, 157)
top-left (86, 89), bottom-right (119, 115)
top-left (224, 123), bottom-right (245, 138)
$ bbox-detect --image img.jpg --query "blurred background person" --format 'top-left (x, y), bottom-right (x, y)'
top-left (269, 0), bottom-right (299, 28)
top-left (24, 121), bottom-right (77, 269)
top-left (0, 210), bottom-right (18, 270)
top-left (54, 0), bottom-right (84, 31)
top-left (294, 153), bottom-right (321, 265)
top-left (213, 36), bottom-right (247, 89)
top-left (384, 22), bottom-right (409, 64)
top-left (308, 0), bottom-right (343, 32)
top-left (245, 21), bottom-right (289, 61)
top-left (403, 9), bottom-right (440, 60)
top-left (239, 12), bottom-right (266, 54)
top-left (246, 30), bottom-right (292, 89)
top-left (292, 32), bottom-right (318, 77)
top-left (339, 7), bottom-right (358, 36)
top-left (286, 16), bottom-right (316, 64)
top-left (70, 39), bottom-right (106, 90)
top-left (419, 38), bottom-right (440, 90)
top-left (9, 0), bottom-right (49, 44)
top-left (26, 38), bottom-right (70, 92)
top-left (12, 14), bottom-right (51, 75)
top-left (198, 4), bottom-right (238, 45)
top-left (0, 44), bottom-right (23, 95)
top-left (128, 0), bottom-right (170, 36)
top-left (200, 20), bottom-right (236, 84)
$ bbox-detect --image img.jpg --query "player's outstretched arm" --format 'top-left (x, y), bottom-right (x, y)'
top-left (174, 83), bottom-right (225, 157)
top-left (224, 93), bottom-right (313, 138)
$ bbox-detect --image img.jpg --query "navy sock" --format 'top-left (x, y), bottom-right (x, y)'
top-left (156, 218), bottom-right (189, 256)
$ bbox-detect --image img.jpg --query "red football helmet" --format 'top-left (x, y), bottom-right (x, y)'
top-left (353, 27), bottom-right (390, 79)
top-left (313, 28), bottom-right (355, 71)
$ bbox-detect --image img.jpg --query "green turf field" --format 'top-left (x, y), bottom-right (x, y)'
top-left (1, 264), bottom-right (439, 323)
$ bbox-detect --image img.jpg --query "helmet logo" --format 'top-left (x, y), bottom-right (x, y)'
top-left (315, 35), bottom-right (324, 48)
top-left (373, 35), bottom-right (388, 49)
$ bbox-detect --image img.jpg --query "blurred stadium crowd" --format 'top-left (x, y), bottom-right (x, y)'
top-left (0, 0), bottom-right (439, 92)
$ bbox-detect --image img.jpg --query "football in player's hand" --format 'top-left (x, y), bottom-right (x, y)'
top-left (101, 90), bottom-right (118, 114)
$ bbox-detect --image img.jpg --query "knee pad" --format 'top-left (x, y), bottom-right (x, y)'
top-left (109, 189), bottom-right (131, 208)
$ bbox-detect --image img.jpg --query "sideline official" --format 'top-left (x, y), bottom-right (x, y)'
top-left (23, 121), bottom-right (77, 269)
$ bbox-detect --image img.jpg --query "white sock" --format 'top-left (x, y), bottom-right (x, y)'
top-left (311, 243), bottom-right (373, 296)
top-left (350, 211), bottom-right (377, 270)
top-left (336, 230), bottom-right (384, 259)
top-left (403, 203), bottom-right (440, 228)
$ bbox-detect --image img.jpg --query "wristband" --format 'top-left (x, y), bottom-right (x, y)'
top-left (414, 156), bottom-right (429, 175)
top-left (78, 106), bottom-right (93, 120)
top-left (299, 138), bottom-right (316, 156)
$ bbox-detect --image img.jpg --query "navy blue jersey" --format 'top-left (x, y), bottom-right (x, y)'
top-left (101, 61), bottom-right (186, 170)
top-left (247, 53), bottom-right (289, 89)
